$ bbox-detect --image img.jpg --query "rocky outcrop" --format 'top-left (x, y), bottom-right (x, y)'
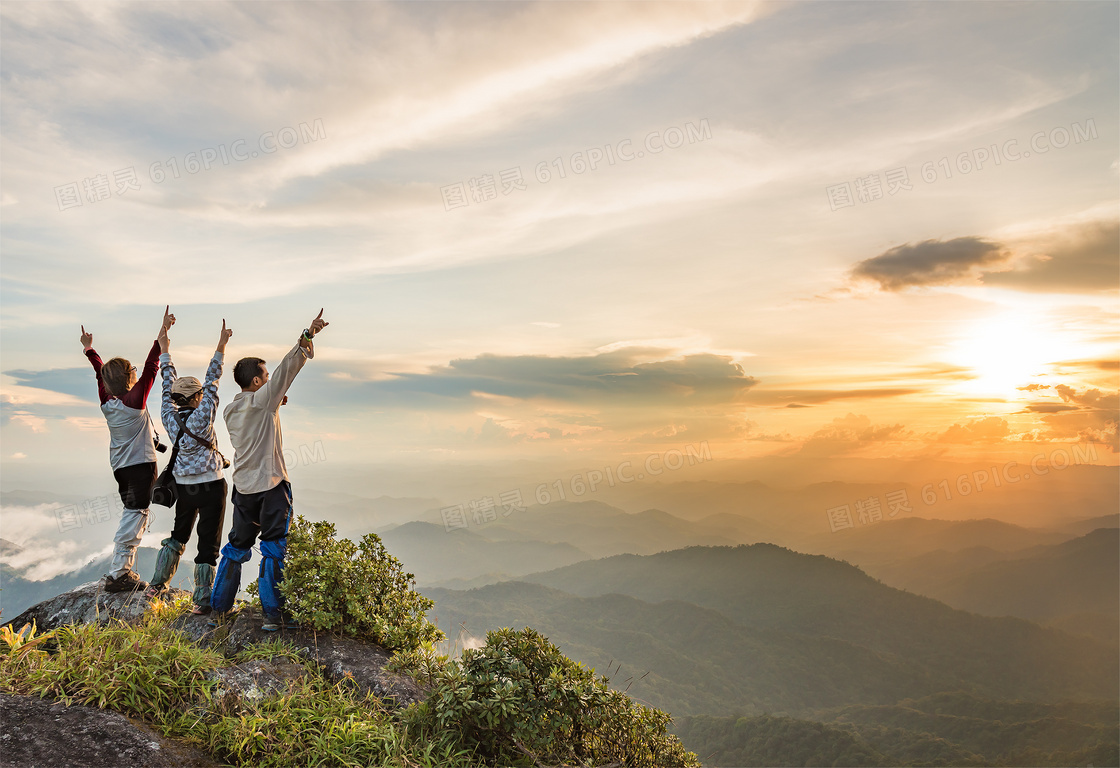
top-left (0, 693), bottom-right (222, 768)
top-left (5, 581), bottom-right (191, 632)
top-left (207, 658), bottom-right (307, 705)
top-left (218, 607), bottom-right (428, 708)
top-left (5, 586), bottom-right (429, 710)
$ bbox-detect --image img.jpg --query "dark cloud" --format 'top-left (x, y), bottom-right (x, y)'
top-left (850, 237), bottom-right (1008, 290)
top-left (981, 221), bottom-right (1119, 294)
top-left (850, 220), bottom-right (1118, 294)
top-left (300, 348), bottom-right (757, 409)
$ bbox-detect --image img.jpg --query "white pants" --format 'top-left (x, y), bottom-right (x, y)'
top-left (109, 507), bottom-right (149, 578)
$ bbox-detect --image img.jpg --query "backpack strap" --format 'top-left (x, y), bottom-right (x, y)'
top-left (173, 409), bottom-right (229, 466)
top-left (165, 422), bottom-right (187, 472)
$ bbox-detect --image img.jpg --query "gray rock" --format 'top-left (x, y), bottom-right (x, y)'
top-left (221, 606), bottom-right (429, 709)
top-left (4, 582), bottom-right (191, 633)
top-left (0, 693), bottom-right (222, 768)
top-left (207, 658), bottom-right (307, 705)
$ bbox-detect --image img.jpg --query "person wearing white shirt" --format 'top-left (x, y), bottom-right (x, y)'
top-left (210, 309), bottom-right (328, 631)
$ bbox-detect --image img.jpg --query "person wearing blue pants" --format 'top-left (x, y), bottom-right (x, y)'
top-left (210, 309), bottom-right (329, 631)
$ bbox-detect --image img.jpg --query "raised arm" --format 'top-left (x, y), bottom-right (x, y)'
top-left (157, 309), bottom-right (177, 431)
top-left (257, 309), bottom-right (328, 412)
top-left (122, 307), bottom-right (174, 408)
top-left (190, 320), bottom-right (231, 429)
top-left (80, 325), bottom-right (110, 405)
top-left (160, 352), bottom-right (178, 435)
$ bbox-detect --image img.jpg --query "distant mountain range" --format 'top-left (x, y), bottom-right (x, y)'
top-left (427, 542), bottom-right (1118, 717)
top-left (379, 521), bottom-right (589, 586)
top-left (1, 544), bottom-right (195, 620)
top-left (877, 528), bottom-right (1119, 645)
top-left (675, 692), bottom-right (1120, 767)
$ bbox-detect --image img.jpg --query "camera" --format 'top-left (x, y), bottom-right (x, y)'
top-left (154, 438), bottom-right (168, 453)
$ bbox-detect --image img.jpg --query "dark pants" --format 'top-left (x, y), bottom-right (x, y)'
top-left (171, 478), bottom-right (227, 566)
top-left (211, 480), bottom-right (293, 615)
top-left (113, 462), bottom-right (157, 510)
top-left (228, 480), bottom-right (293, 549)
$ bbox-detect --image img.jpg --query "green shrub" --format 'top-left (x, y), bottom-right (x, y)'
top-left (406, 626), bottom-right (699, 768)
top-left (259, 515), bottom-right (443, 652)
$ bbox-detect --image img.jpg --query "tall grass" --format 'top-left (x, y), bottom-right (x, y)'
top-left (0, 595), bottom-right (476, 767)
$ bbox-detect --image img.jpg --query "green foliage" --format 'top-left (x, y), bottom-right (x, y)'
top-left (386, 639), bottom-right (451, 687)
top-left (233, 636), bottom-right (303, 664)
top-left (201, 672), bottom-right (472, 768)
top-left (0, 619), bottom-right (56, 658)
top-left (408, 626), bottom-right (699, 768)
top-left (0, 602), bottom-right (469, 768)
top-left (267, 515), bottom-right (443, 652)
top-left (0, 602), bottom-right (223, 729)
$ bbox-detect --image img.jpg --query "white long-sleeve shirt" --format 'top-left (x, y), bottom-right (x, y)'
top-left (223, 340), bottom-right (312, 495)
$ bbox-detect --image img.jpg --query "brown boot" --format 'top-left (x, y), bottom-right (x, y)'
top-left (104, 570), bottom-right (148, 593)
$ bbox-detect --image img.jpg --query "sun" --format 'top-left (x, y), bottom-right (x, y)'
top-left (947, 313), bottom-right (1068, 398)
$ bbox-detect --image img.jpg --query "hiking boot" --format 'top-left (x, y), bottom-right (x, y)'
top-left (104, 570), bottom-right (148, 593)
top-left (262, 612), bottom-right (301, 632)
top-left (143, 584), bottom-right (166, 600)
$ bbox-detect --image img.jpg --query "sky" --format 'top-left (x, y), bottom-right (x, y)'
top-left (1, 0), bottom-right (1118, 509)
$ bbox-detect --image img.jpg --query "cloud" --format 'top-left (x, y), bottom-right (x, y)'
top-left (850, 218), bottom-right (1118, 294)
top-left (4, 367), bottom-right (97, 401)
top-left (850, 237), bottom-right (1009, 291)
top-left (317, 348), bottom-right (757, 408)
top-left (936, 416), bottom-right (1011, 443)
top-left (748, 388), bottom-right (919, 406)
top-left (982, 220), bottom-right (1119, 294)
top-left (0, 2), bottom-right (767, 305)
top-left (1021, 403), bottom-right (1079, 414)
top-left (1035, 384), bottom-right (1120, 452)
top-left (798, 413), bottom-right (909, 456)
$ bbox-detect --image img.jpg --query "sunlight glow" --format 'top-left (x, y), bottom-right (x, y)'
top-left (948, 313), bottom-right (1076, 397)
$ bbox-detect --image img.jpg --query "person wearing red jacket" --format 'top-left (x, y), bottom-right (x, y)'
top-left (80, 307), bottom-right (175, 592)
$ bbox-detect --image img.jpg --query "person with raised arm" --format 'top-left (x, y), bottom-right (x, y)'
top-left (145, 316), bottom-right (234, 615)
top-left (210, 309), bottom-right (329, 631)
top-left (80, 307), bottom-right (175, 592)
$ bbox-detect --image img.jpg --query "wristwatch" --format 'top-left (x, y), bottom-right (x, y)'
top-left (302, 328), bottom-right (314, 341)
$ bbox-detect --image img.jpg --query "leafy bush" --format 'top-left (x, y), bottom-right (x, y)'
top-left (386, 639), bottom-right (450, 687)
top-left (404, 626), bottom-right (699, 768)
top-left (263, 515), bottom-right (443, 652)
